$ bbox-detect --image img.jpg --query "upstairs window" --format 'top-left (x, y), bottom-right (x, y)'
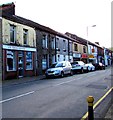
top-left (51, 37), bottom-right (55, 49)
top-left (63, 40), bottom-right (66, 50)
top-left (42, 35), bottom-right (47, 48)
top-left (10, 25), bottom-right (16, 43)
top-left (83, 46), bottom-right (86, 53)
top-left (69, 41), bottom-right (72, 52)
top-left (56, 38), bottom-right (59, 48)
top-left (74, 43), bottom-right (78, 51)
top-left (23, 29), bottom-right (28, 45)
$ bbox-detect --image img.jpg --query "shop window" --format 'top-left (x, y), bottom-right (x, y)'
top-left (10, 25), bottom-right (16, 43)
top-left (26, 52), bottom-right (33, 70)
top-left (7, 50), bottom-right (16, 71)
top-left (23, 29), bottom-right (28, 45)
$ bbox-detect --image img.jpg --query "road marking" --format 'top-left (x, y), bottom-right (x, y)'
top-left (0, 91), bottom-right (35, 104)
top-left (54, 77), bottom-right (83, 86)
top-left (81, 87), bottom-right (113, 120)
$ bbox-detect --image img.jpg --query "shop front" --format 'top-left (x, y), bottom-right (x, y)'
top-left (81, 53), bottom-right (88, 63)
top-left (3, 45), bottom-right (37, 80)
top-left (73, 53), bottom-right (81, 62)
top-left (88, 54), bottom-right (97, 64)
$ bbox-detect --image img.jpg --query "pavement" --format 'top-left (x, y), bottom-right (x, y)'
top-left (1, 74), bottom-right (113, 119)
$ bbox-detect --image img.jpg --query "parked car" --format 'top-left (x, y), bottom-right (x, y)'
top-left (71, 61), bottom-right (88, 73)
top-left (45, 61), bottom-right (73, 78)
top-left (85, 63), bottom-right (95, 71)
top-left (93, 62), bottom-right (105, 70)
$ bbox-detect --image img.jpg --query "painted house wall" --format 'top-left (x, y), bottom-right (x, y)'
top-left (2, 18), bottom-right (37, 80)
top-left (2, 18), bottom-right (36, 47)
top-left (78, 44), bottom-right (87, 54)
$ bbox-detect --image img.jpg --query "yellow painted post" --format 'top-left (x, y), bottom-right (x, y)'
top-left (87, 96), bottom-right (94, 120)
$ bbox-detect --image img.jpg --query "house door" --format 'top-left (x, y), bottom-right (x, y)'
top-left (18, 51), bottom-right (24, 77)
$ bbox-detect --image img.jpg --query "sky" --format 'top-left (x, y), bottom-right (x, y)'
top-left (1, 0), bottom-right (112, 48)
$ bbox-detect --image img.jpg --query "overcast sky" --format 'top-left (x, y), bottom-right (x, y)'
top-left (1, 0), bottom-right (112, 48)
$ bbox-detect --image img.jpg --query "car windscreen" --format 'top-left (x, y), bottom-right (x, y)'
top-left (56, 63), bottom-right (64, 67)
top-left (50, 63), bottom-right (57, 68)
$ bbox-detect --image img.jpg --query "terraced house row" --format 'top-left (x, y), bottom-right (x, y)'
top-left (1, 3), bottom-right (113, 80)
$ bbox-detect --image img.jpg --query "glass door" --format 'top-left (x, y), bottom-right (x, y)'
top-left (18, 51), bottom-right (24, 77)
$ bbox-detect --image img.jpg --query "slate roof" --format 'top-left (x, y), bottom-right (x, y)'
top-left (0, 2), bottom-right (107, 49)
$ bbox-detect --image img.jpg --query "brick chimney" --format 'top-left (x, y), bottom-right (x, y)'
top-left (0, 2), bottom-right (15, 15)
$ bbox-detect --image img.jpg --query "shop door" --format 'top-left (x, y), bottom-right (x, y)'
top-left (18, 51), bottom-right (24, 77)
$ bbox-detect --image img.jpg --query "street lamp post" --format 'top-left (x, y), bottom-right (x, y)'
top-left (86, 25), bottom-right (96, 63)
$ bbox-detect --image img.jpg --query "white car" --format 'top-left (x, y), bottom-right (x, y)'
top-left (45, 61), bottom-right (73, 78)
top-left (71, 61), bottom-right (88, 73)
top-left (85, 63), bottom-right (95, 71)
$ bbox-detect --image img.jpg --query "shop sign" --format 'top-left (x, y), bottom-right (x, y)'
top-left (73, 53), bottom-right (81, 58)
top-left (88, 54), bottom-right (94, 58)
top-left (3, 45), bottom-right (36, 51)
top-left (81, 54), bottom-right (88, 58)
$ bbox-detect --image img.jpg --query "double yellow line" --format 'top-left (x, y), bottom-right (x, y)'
top-left (81, 87), bottom-right (113, 120)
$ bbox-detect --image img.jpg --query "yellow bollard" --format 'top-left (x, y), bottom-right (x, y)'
top-left (87, 96), bottom-right (94, 120)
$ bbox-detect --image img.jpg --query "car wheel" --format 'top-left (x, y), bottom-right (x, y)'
top-left (46, 75), bottom-right (49, 79)
top-left (90, 68), bottom-right (92, 71)
top-left (70, 70), bottom-right (73, 76)
top-left (61, 71), bottom-right (64, 77)
top-left (80, 68), bottom-right (83, 74)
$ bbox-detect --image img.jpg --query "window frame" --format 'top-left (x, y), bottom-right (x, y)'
top-left (51, 37), bottom-right (55, 49)
top-left (42, 54), bottom-right (47, 70)
top-left (56, 38), bottom-right (59, 49)
top-left (26, 51), bottom-right (33, 70)
top-left (63, 40), bottom-right (66, 50)
top-left (23, 29), bottom-right (28, 45)
top-left (42, 35), bottom-right (48, 48)
top-left (74, 43), bottom-right (78, 51)
top-left (10, 24), bottom-right (16, 43)
top-left (83, 46), bottom-right (86, 53)
top-left (6, 50), bottom-right (16, 71)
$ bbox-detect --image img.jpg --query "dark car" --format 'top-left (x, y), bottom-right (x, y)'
top-left (93, 62), bottom-right (105, 70)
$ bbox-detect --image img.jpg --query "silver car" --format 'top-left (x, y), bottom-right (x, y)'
top-left (71, 61), bottom-right (88, 73)
top-left (45, 61), bottom-right (73, 78)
